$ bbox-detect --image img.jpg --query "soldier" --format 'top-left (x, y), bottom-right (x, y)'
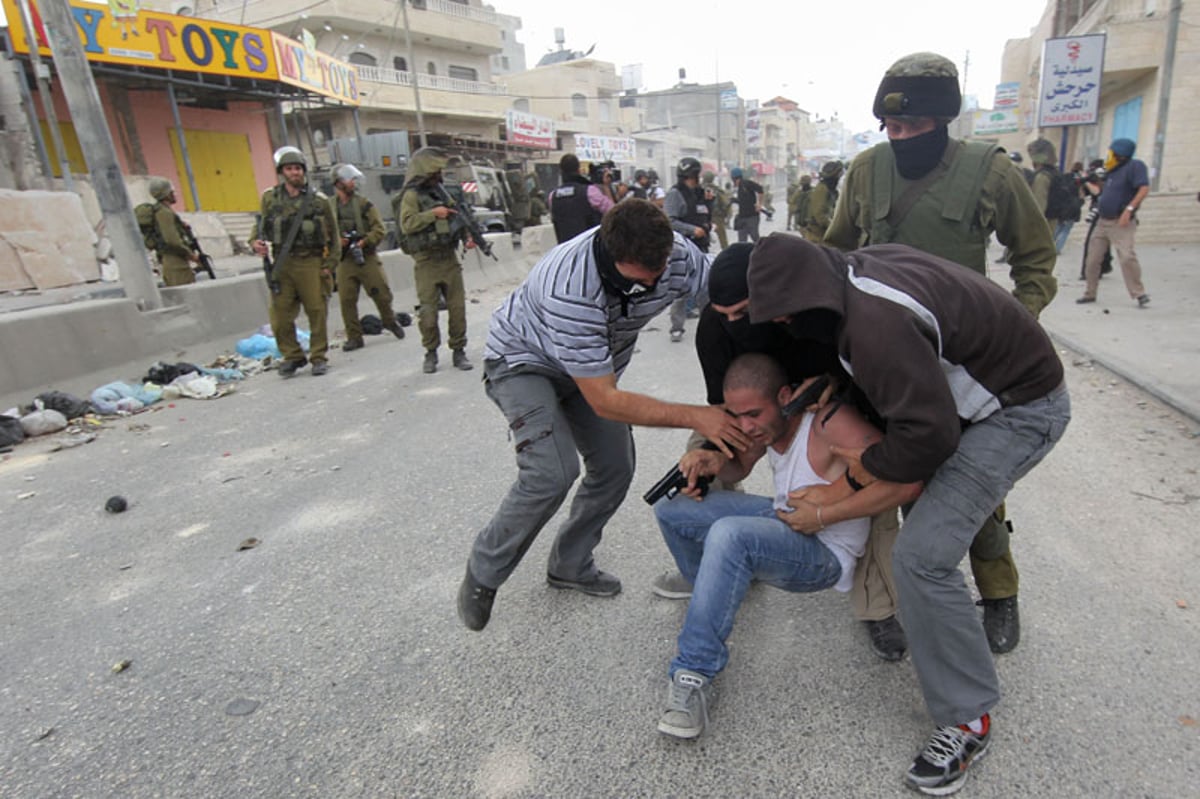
top-left (790, 174), bottom-right (813, 235)
top-left (394, 147), bottom-right (474, 374)
top-left (825, 51), bottom-right (1058, 657)
top-left (803, 161), bottom-right (843, 242)
top-left (527, 188), bottom-right (548, 227)
top-left (145, 178), bottom-right (199, 287)
top-left (506, 167), bottom-right (530, 234)
top-left (251, 148), bottom-right (338, 377)
top-left (702, 171), bottom-right (732, 250)
top-left (329, 163), bottom-right (406, 351)
top-left (664, 157), bottom-right (713, 343)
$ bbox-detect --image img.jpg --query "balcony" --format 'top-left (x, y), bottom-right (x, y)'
top-left (356, 65), bottom-right (509, 119)
top-left (1069, 0), bottom-right (1168, 73)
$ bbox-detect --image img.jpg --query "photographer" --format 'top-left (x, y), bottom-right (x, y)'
top-left (331, 164), bottom-right (406, 352)
top-left (1078, 159), bottom-right (1113, 280)
top-left (665, 157), bottom-right (713, 342)
top-left (549, 154), bottom-right (614, 243)
top-left (590, 159), bottom-right (621, 204)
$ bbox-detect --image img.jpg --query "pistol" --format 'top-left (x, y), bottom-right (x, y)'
top-left (643, 441), bottom-right (720, 506)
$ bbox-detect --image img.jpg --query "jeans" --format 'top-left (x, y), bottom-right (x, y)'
top-left (1052, 220), bottom-right (1074, 254)
top-left (893, 384), bottom-right (1070, 726)
top-left (655, 491), bottom-right (841, 678)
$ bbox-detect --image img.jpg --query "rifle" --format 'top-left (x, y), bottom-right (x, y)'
top-left (642, 375), bottom-right (832, 506)
top-left (435, 182), bottom-right (498, 260)
top-left (181, 221), bottom-right (216, 280)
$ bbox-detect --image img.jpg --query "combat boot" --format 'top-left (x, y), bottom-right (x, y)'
top-left (452, 349), bottom-right (473, 371)
top-left (423, 350), bottom-right (438, 374)
top-left (383, 319), bottom-right (406, 339)
top-left (278, 357), bottom-right (307, 377)
top-left (342, 338), bottom-right (364, 351)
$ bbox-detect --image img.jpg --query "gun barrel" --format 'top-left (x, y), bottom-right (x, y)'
top-left (642, 466), bottom-right (686, 506)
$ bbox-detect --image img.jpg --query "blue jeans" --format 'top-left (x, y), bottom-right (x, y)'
top-left (654, 491), bottom-right (842, 678)
top-left (1053, 220), bottom-right (1075, 254)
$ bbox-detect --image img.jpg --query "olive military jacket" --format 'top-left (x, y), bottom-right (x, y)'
top-left (153, 203), bottom-right (192, 260)
top-left (803, 181), bottom-right (838, 241)
top-left (333, 194), bottom-right (387, 254)
top-left (253, 183), bottom-right (338, 271)
top-left (824, 139), bottom-right (1057, 318)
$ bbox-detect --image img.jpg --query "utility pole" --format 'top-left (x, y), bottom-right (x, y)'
top-left (38, 0), bottom-right (161, 310)
top-left (1151, 0), bottom-right (1182, 191)
top-left (401, 0), bottom-right (428, 149)
top-left (16, 0), bottom-right (73, 190)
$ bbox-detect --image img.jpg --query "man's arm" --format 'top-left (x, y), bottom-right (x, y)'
top-left (573, 373), bottom-right (750, 456)
top-left (586, 184), bottom-right (615, 214)
top-left (989, 155), bottom-right (1058, 317)
top-left (155, 206), bottom-right (192, 259)
top-left (319, 194), bottom-right (340, 271)
top-left (362, 201), bottom-right (387, 250)
top-left (663, 189), bottom-right (701, 238)
top-left (399, 188), bottom-right (440, 234)
top-left (1119, 173), bottom-right (1150, 227)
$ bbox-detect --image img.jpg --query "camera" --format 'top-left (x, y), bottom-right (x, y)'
top-left (588, 160), bottom-right (621, 184)
top-left (344, 229), bottom-right (365, 266)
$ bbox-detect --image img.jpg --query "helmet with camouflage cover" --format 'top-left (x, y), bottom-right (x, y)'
top-left (148, 178), bottom-right (175, 201)
top-left (1027, 137), bottom-right (1056, 167)
top-left (820, 160), bottom-right (844, 180)
top-left (274, 146), bottom-right (307, 172)
top-left (873, 52), bottom-right (962, 125)
top-left (799, 174), bottom-right (812, 186)
top-left (408, 147), bottom-right (449, 181)
top-left (702, 170), bottom-right (716, 184)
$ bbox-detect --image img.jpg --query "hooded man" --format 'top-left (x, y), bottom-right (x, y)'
top-left (1076, 137), bottom-right (1150, 307)
top-left (747, 234), bottom-right (1069, 796)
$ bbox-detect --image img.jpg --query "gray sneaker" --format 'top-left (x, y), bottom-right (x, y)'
top-left (657, 669), bottom-right (711, 739)
top-left (651, 570), bottom-right (693, 600)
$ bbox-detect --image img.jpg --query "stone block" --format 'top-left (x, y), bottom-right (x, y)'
top-left (0, 189), bottom-right (99, 289)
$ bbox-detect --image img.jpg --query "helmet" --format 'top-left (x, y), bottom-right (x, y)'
top-left (799, 174), bottom-right (812, 186)
top-left (148, 178), bottom-right (174, 201)
top-left (275, 146), bottom-right (307, 172)
top-left (634, 169), bottom-right (647, 182)
top-left (1027, 137), bottom-right (1056, 167)
top-left (647, 169), bottom-right (659, 183)
top-left (731, 167), bottom-right (744, 179)
top-left (872, 52), bottom-right (962, 124)
top-left (332, 163), bottom-right (365, 184)
top-left (408, 147), bottom-right (449, 180)
top-left (677, 157), bottom-right (702, 180)
top-left (1110, 138), bottom-right (1136, 158)
top-left (820, 161), bottom-right (844, 180)
top-left (1009, 152), bottom-right (1024, 163)
top-left (701, 170), bottom-right (715, 183)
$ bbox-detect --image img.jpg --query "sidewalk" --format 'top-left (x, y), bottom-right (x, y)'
top-left (997, 240), bottom-right (1200, 422)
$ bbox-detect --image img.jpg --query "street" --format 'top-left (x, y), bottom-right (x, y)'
top-left (1, 258), bottom-right (1198, 798)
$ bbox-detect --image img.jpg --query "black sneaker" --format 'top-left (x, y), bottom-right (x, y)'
top-left (866, 615), bottom-right (907, 661)
top-left (979, 596), bottom-right (1020, 654)
top-left (546, 570), bottom-right (622, 597)
top-left (457, 567), bottom-right (496, 632)
top-left (278, 357), bottom-right (307, 377)
top-left (905, 715), bottom-right (991, 795)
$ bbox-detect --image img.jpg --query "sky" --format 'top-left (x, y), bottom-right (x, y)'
top-left (493, 0), bottom-right (1051, 133)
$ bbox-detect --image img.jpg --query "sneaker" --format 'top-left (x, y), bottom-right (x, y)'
top-left (866, 615), bottom-right (907, 661)
top-left (670, 330), bottom-right (684, 343)
top-left (423, 351), bottom-right (437, 374)
top-left (311, 361), bottom-right (328, 377)
top-left (342, 338), bottom-right (364, 351)
top-left (384, 319), bottom-right (406, 339)
top-left (651, 570), bottom-right (693, 600)
top-left (1075, 296), bottom-right (1096, 304)
top-left (278, 357), bottom-right (307, 377)
top-left (546, 570), bottom-right (622, 597)
top-left (457, 567), bottom-right (496, 632)
top-left (452, 349), bottom-right (473, 371)
top-left (905, 715), bottom-right (991, 796)
top-left (1137, 294), bottom-right (1150, 308)
top-left (657, 670), bottom-right (712, 739)
top-left (979, 596), bottom-right (1020, 654)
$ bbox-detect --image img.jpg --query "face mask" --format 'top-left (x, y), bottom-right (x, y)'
top-left (593, 235), bottom-right (659, 298)
top-left (1104, 150), bottom-right (1119, 171)
top-left (889, 125), bottom-right (949, 180)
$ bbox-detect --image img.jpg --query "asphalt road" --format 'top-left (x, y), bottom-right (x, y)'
top-left (1, 271), bottom-right (1198, 798)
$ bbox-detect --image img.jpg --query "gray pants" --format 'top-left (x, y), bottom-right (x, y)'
top-left (467, 359), bottom-right (636, 589)
top-left (668, 286), bottom-right (708, 336)
top-left (894, 384), bottom-right (1070, 726)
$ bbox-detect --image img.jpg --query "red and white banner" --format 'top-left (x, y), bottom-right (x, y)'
top-left (506, 109), bottom-right (556, 149)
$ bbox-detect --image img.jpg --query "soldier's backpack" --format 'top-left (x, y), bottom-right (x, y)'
top-left (134, 202), bottom-right (160, 250)
top-left (1044, 170), bottom-right (1084, 222)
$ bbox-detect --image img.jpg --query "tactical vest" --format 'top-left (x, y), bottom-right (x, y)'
top-left (551, 175), bottom-right (602, 243)
top-left (263, 185), bottom-right (329, 255)
top-left (673, 182), bottom-right (712, 252)
top-left (396, 185), bottom-right (457, 255)
top-left (628, 184), bottom-right (649, 200)
top-left (868, 140), bottom-right (997, 274)
top-left (804, 182), bottom-right (838, 235)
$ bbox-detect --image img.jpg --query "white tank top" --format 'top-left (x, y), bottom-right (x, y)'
top-left (767, 411), bottom-right (869, 593)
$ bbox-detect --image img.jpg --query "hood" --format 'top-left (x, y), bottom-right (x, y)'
top-left (747, 234), bottom-right (848, 326)
top-left (408, 147), bottom-right (448, 181)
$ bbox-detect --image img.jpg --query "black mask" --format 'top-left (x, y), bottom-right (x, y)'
top-left (889, 125), bottom-right (949, 180)
top-left (594, 236), bottom-right (659, 315)
top-left (784, 310), bottom-right (840, 347)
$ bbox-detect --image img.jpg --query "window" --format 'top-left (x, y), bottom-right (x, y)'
top-left (348, 52), bottom-right (376, 67)
top-left (448, 65), bottom-right (478, 81)
top-left (501, 56), bottom-right (510, 71)
top-left (393, 56), bottom-right (408, 72)
top-left (599, 100), bottom-right (611, 122)
top-left (572, 93), bottom-right (588, 117)
top-left (426, 61), bottom-right (437, 76)
top-left (513, 99), bottom-right (530, 113)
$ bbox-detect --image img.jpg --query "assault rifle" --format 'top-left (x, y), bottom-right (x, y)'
top-left (436, 182), bottom-right (498, 261)
top-left (642, 375), bottom-right (832, 506)
top-left (181, 222), bottom-right (217, 280)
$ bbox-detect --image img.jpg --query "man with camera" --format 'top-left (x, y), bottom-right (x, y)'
top-left (330, 163), bottom-right (406, 352)
top-left (664, 157), bottom-right (713, 342)
top-left (549, 153), bottom-right (615, 244)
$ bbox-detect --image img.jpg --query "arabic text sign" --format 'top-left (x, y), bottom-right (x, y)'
top-left (271, 32), bottom-right (359, 105)
top-left (973, 110), bottom-right (1019, 136)
top-left (573, 135), bottom-right (636, 163)
top-left (994, 82), bottom-right (1020, 110)
top-left (1039, 34), bottom-right (1105, 127)
top-left (506, 109), bottom-right (555, 149)
top-left (2, 0), bottom-right (277, 80)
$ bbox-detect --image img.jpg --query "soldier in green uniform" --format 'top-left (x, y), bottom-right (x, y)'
top-left (146, 178), bottom-right (198, 287)
top-left (790, 174), bottom-right (812, 234)
top-left (394, 147), bottom-right (474, 374)
top-left (251, 148), bottom-right (339, 377)
top-left (702, 171), bottom-right (732, 250)
top-left (527, 188), bottom-right (548, 227)
top-left (825, 52), bottom-right (1058, 656)
top-left (803, 161), bottom-right (843, 242)
top-left (329, 163), bottom-right (406, 351)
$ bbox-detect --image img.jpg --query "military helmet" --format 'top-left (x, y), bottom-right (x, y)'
top-left (1027, 137), bottom-right (1056, 167)
top-left (820, 160), bottom-right (844, 179)
top-left (702, 170), bottom-right (716, 183)
top-left (677, 157), bottom-right (702, 180)
top-left (873, 52), bottom-right (962, 124)
top-left (647, 168), bottom-right (659, 183)
top-left (275, 146), bottom-right (307, 172)
top-left (408, 146), bottom-right (449, 180)
top-left (332, 163), bottom-right (365, 184)
top-left (148, 178), bottom-right (174, 201)
top-left (800, 174), bottom-right (812, 186)
top-left (634, 168), bottom-right (648, 182)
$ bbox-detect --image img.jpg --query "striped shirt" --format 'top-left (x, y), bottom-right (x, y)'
top-left (484, 228), bottom-right (710, 378)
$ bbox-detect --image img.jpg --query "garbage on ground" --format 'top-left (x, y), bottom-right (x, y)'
top-left (236, 327), bottom-right (310, 360)
top-left (0, 415), bottom-right (25, 448)
top-left (105, 496), bottom-right (128, 513)
top-left (162, 373), bottom-right (224, 401)
top-left (19, 407), bottom-right (68, 437)
top-left (31, 391), bottom-right (91, 419)
top-left (90, 382), bottom-right (164, 415)
top-left (143, 361), bottom-right (201, 384)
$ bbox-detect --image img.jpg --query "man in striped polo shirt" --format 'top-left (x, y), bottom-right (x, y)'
top-left (457, 199), bottom-right (752, 632)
